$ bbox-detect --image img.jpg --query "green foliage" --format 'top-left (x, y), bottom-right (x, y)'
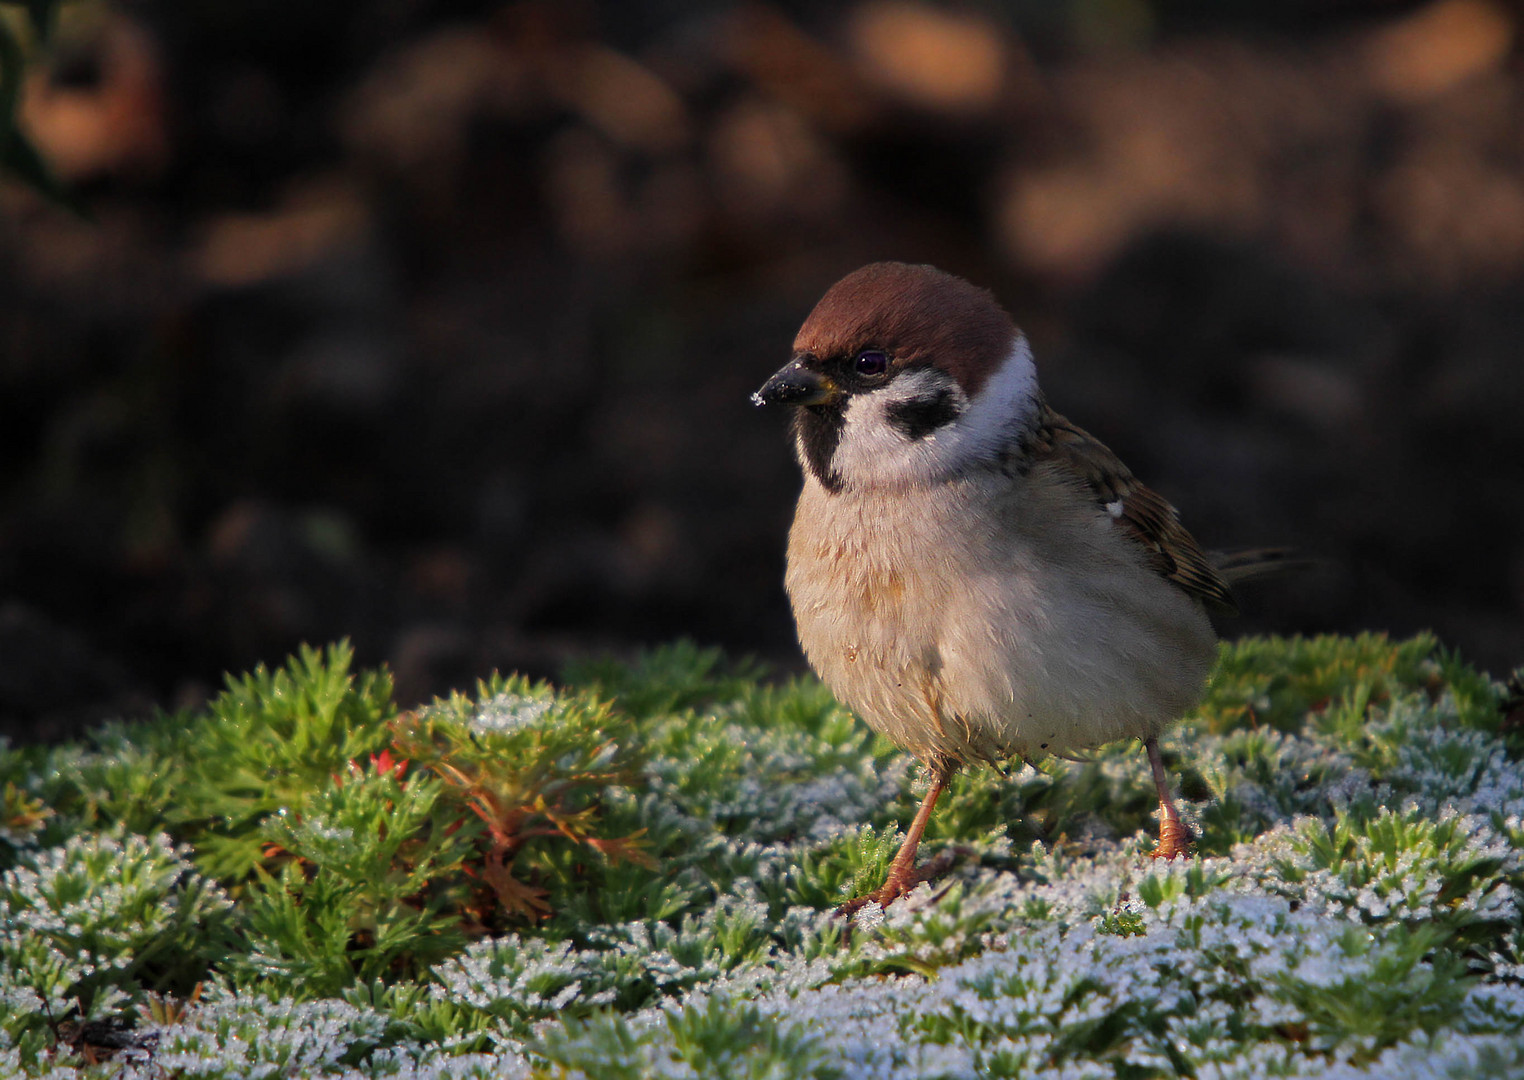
top-left (27, 731), bottom-right (183, 857)
top-left (227, 756), bottom-right (481, 997)
top-left (1201, 632), bottom-right (1455, 734)
top-left (3, 630), bottom-right (1524, 1077)
top-left (561, 639), bottom-right (765, 720)
top-left (25, 642), bottom-right (400, 881)
top-left (0, 778), bottom-right (50, 848)
top-left (769, 822), bottom-right (904, 910)
top-left (172, 641), bottom-right (398, 880)
top-left (536, 995), bottom-right (836, 1080)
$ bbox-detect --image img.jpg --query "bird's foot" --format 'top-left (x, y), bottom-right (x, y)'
top-left (1151, 815), bottom-right (1193, 861)
top-left (836, 849), bottom-right (957, 919)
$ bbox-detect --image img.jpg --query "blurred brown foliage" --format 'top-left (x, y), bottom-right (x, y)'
top-left (2, 0), bottom-right (1523, 739)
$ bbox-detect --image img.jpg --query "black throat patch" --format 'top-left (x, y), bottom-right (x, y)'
top-left (886, 388), bottom-right (962, 441)
top-left (792, 407), bottom-right (846, 493)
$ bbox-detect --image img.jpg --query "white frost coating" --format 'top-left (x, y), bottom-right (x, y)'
top-left (470, 690), bottom-right (556, 733)
top-left (128, 994), bottom-right (407, 1080)
top-left (9, 646), bottom-right (1524, 1079)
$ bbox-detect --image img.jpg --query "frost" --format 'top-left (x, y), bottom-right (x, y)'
top-left (468, 690), bottom-right (557, 733)
top-left (7, 634), bottom-right (1524, 1077)
top-left (111, 993), bottom-right (413, 1080)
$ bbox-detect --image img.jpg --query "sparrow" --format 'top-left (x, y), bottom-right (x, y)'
top-left (753, 262), bottom-right (1270, 915)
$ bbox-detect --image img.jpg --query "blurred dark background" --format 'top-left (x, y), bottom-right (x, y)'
top-left (3, 0), bottom-right (1523, 741)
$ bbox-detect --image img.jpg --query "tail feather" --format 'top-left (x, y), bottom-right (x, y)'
top-left (1209, 546), bottom-right (1319, 586)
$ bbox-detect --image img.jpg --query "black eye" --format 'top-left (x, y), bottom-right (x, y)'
top-left (854, 350), bottom-right (889, 377)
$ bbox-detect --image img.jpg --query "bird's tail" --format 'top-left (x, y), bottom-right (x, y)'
top-left (1209, 546), bottom-right (1319, 585)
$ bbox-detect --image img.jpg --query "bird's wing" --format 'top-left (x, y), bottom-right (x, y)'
top-left (1026, 402), bottom-right (1238, 615)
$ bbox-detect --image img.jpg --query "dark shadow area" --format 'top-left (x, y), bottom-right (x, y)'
top-left (2, 0), bottom-right (1521, 740)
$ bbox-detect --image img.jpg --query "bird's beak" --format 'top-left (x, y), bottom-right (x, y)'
top-left (751, 357), bottom-right (842, 407)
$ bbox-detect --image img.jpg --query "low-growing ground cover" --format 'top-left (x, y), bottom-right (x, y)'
top-left (2, 633), bottom-right (1522, 1078)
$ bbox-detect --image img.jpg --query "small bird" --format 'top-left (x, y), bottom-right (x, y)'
top-left (753, 262), bottom-right (1269, 914)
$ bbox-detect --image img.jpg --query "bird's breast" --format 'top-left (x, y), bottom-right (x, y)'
top-left (784, 477), bottom-right (1003, 761)
top-left (782, 472), bottom-right (1217, 765)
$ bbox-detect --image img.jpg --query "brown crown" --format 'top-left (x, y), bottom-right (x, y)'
top-left (792, 262), bottom-right (1019, 398)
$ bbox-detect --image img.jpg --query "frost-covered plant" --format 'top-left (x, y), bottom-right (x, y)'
top-left (0, 830), bottom-right (231, 1069)
top-left (392, 673), bottom-right (654, 925)
top-left (424, 894), bottom-right (797, 1046)
top-left (134, 990), bottom-right (394, 1079)
top-left (1245, 806), bottom-right (1518, 941)
top-left (5, 631), bottom-right (1524, 1078)
top-left (524, 890), bottom-right (1503, 1079)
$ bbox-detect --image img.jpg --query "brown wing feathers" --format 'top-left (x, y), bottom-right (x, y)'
top-left (1029, 403), bottom-right (1239, 615)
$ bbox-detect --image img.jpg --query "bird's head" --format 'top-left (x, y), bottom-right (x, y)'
top-left (754, 262), bottom-right (1037, 493)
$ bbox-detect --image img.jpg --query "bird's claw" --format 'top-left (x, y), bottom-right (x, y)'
top-left (1151, 815), bottom-right (1193, 861)
top-left (835, 849), bottom-right (958, 918)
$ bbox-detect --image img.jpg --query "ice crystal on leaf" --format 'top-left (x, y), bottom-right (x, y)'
top-left (468, 692), bottom-right (557, 735)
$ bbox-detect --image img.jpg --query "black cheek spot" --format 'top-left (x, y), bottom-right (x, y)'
top-left (793, 407), bottom-right (845, 493)
top-left (886, 389), bottom-right (962, 441)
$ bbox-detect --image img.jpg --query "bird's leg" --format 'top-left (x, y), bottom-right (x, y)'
top-left (1145, 736), bottom-right (1191, 860)
top-left (838, 763), bottom-right (953, 917)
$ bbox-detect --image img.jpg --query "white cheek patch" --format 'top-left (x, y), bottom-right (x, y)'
top-left (827, 336), bottom-right (1039, 491)
top-left (829, 369), bottom-right (964, 486)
